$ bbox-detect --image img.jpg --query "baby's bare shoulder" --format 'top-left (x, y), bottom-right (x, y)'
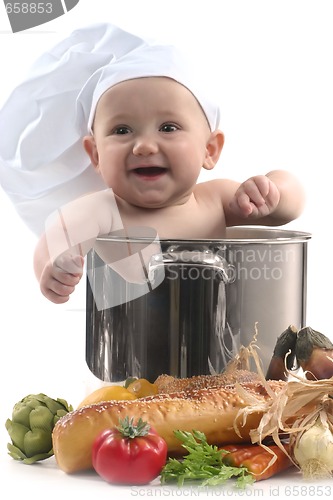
top-left (193, 178), bottom-right (226, 200)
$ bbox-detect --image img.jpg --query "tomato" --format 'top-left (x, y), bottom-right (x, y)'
top-left (92, 417), bottom-right (168, 485)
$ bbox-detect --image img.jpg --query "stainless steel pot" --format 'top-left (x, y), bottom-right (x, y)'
top-left (85, 227), bottom-right (311, 382)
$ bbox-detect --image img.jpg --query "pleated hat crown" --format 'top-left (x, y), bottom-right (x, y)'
top-left (0, 23), bottom-right (220, 235)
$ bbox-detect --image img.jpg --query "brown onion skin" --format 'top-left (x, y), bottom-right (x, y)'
top-left (295, 326), bottom-right (333, 380)
top-left (266, 325), bottom-right (298, 381)
top-left (299, 348), bottom-right (333, 380)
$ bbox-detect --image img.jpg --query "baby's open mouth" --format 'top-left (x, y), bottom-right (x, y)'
top-left (133, 167), bottom-right (167, 177)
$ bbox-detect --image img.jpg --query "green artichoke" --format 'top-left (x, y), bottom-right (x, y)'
top-left (5, 393), bottom-right (73, 464)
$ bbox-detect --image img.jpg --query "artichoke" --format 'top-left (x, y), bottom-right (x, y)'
top-left (5, 393), bottom-right (73, 464)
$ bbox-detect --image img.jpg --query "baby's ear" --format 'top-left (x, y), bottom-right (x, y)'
top-left (83, 135), bottom-right (99, 169)
top-left (203, 130), bottom-right (224, 170)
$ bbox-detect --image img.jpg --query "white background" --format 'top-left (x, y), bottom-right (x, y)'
top-left (0, 1), bottom-right (332, 498)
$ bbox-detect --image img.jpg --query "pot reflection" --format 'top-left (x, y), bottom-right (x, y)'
top-left (86, 227), bottom-right (311, 382)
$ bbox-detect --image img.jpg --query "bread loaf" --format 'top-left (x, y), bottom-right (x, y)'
top-left (154, 370), bottom-right (261, 393)
top-left (52, 379), bottom-right (285, 473)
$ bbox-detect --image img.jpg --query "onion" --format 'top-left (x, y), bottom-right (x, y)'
top-left (291, 412), bottom-right (333, 479)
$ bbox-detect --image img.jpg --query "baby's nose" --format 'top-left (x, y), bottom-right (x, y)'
top-left (132, 134), bottom-right (159, 156)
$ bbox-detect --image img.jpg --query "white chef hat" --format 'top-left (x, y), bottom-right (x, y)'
top-left (0, 22), bottom-right (220, 236)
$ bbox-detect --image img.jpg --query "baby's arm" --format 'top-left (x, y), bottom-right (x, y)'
top-left (33, 189), bottom-right (122, 304)
top-left (224, 170), bottom-right (305, 226)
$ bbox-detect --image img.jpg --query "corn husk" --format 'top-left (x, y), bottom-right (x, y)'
top-left (233, 328), bottom-right (333, 479)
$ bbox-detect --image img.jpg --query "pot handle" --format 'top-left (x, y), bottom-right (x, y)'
top-left (148, 249), bottom-right (235, 284)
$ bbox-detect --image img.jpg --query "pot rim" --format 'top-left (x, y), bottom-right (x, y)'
top-left (96, 226), bottom-right (312, 245)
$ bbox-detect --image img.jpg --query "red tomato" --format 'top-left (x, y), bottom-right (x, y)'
top-left (92, 417), bottom-right (168, 485)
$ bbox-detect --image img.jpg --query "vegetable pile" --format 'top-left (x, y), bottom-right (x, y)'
top-left (4, 324), bottom-right (333, 485)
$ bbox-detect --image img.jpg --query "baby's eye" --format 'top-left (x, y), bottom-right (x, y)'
top-left (160, 123), bottom-right (179, 133)
top-left (113, 126), bottom-right (131, 135)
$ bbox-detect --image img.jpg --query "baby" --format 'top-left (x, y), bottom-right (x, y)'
top-left (34, 72), bottom-right (304, 304)
top-left (0, 23), bottom-right (304, 304)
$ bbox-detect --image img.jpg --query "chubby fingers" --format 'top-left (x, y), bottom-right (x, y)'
top-left (230, 176), bottom-right (280, 217)
top-left (40, 257), bottom-right (84, 304)
top-left (55, 254), bottom-right (84, 274)
top-left (245, 176), bottom-right (270, 203)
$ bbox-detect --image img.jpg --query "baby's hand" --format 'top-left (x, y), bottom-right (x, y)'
top-left (229, 175), bottom-right (280, 219)
top-left (39, 253), bottom-right (84, 304)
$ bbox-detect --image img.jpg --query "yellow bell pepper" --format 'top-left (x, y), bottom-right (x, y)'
top-left (126, 378), bottom-right (158, 398)
top-left (77, 385), bottom-right (137, 408)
